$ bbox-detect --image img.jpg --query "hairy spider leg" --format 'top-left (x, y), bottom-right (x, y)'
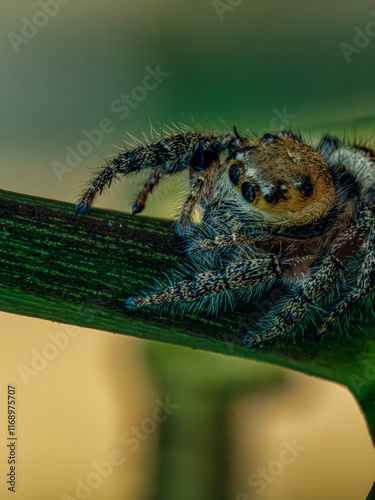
top-left (75, 131), bottom-right (241, 215)
top-left (315, 249), bottom-right (375, 342)
top-left (243, 254), bottom-right (344, 347)
top-left (314, 206), bottom-right (375, 342)
top-left (193, 233), bottom-right (256, 252)
top-left (126, 255), bottom-right (281, 308)
top-left (132, 166), bottom-right (165, 214)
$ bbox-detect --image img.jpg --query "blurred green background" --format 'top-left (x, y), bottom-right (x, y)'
top-left (0, 1), bottom-right (374, 499)
top-left (1, 0), bottom-right (374, 211)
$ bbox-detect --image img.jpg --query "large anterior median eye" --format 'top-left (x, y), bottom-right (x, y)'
top-left (241, 182), bottom-right (256, 203)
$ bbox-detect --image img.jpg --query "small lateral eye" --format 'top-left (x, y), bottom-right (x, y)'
top-left (228, 162), bottom-right (241, 185)
top-left (241, 182), bottom-right (256, 203)
top-left (301, 179), bottom-right (313, 197)
top-left (260, 133), bottom-right (278, 143)
top-left (264, 194), bottom-right (273, 204)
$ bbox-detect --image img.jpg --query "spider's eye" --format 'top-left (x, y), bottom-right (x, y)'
top-left (241, 182), bottom-right (256, 203)
top-left (295, 177), bottom-right (313, 197)
top-left (260, 133), bottom-right (278, 143)
top-left (264, 194), bottom-right (274, 204)
top-left (301, 179), bottom-right (313, 197)
top-left (228, 162), bottom-right (241, 185)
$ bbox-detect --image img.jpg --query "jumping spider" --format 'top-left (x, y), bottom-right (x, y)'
top-left (75, 126), bottom-right (375, 347)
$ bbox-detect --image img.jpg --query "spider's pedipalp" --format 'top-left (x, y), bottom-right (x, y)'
top-left (176, 156), bottom-right (225, 232)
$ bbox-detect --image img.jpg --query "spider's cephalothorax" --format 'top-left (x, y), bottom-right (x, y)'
top-left (75, 126), bottom-right (375, 347)
top-left (220, 134), bottom-right (338, 236)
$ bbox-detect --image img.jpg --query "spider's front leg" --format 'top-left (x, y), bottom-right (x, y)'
top-left (243, 254), bottom-right (344, 347)
top-left (75, 129), bottom-right (243, 216)
top-left (126, 254), bottom-right (281, 312)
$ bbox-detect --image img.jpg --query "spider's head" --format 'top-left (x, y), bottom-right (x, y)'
top-left (227, 133), bottom-right (337, 233)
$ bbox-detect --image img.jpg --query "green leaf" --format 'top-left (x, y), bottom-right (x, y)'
top-left (0, 188), bottom-right (374, 444)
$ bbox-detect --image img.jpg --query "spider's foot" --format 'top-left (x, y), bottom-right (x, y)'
top-left (131, 203), bottom-right (145, 215)
top-left (313, 317), bottom-right (331, 344)
top-left (125, 297), bottom-right (139, 310)
top-left (75, 202), bottom-right (90, 215)
top-left (125, 295), bottom-right (155, 310)
top-left (242, 333), bottom-right (264, 348)
top-left (313, 330), bottom-right (326, 345)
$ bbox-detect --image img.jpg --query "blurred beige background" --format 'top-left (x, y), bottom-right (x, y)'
top-left (0, 1), bottom-right (374, 499)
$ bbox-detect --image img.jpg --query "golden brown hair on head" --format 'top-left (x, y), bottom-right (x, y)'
top-left (228, 134), bottom-right (337, 231)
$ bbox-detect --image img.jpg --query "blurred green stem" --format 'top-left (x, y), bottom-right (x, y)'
top-left (147, 344), bottom-right (284, 500)
top-left (0, 188), bottom-right (374, 444)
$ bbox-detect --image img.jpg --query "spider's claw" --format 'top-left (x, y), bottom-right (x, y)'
top-left (132, 203), bottom-right (144, 215)
top-left (242, 333), bottom-right (262, 348)
top-left (242, 335), bottom-right (252, 348)
top-left (125, 297), bottom-right (136, 310)
top-left (313, 330), bottom-right (326, 345)
top-left (75, 202), bottom-right (90, 215)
